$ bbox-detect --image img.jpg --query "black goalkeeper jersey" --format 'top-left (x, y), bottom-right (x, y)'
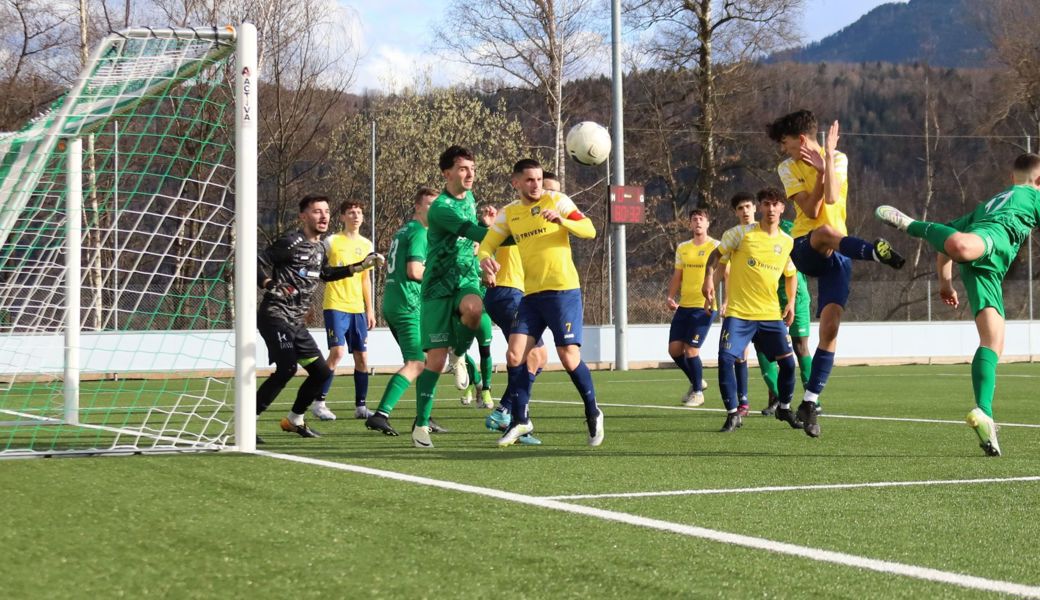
top-left (257, 230), bottom-right (334, 324)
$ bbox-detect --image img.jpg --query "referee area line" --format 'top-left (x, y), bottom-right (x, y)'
top-left (255, 449), bottom-right (1040, 598)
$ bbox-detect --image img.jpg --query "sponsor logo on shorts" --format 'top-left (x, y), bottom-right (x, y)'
top-left (564, 333), bottom-right (574, 339)
top-left (430, 333), bottom-right (449, 343)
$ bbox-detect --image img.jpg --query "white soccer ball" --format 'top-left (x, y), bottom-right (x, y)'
top-left (565, 121), bottom-right (611, 166)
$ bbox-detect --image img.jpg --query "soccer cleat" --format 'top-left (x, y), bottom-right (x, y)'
top-left (588, 410), bottom-right (605, 447)
top-left (682, 385), bottom-right (705, 407)
top-left (311, 402), bottom-right (337, 421)
top-left (719, 412), bottom-right (742, 433)
top-left (873, 238), bottom-right (905, 269)
top-left (875, 205), bottom-right (914, 231)
top-left (354, 405), bottom-right (373, 420)
top-left (797, 401), bottom-right (820, 438)
top-left (518, 433), bottom-right (542, 446)
top-left (280, 417), bottom-right (321, 438)
top-left (255, 434), bottom-right (266, 445)
top-left (486, 409), bottom-right (511, 432)
top-left (365, 412), bottom-right (399, 436)
top-left (966, 408), bottom-right (1002, 457)
top-left (775, 406), bottom-right (803, 429)
top-left (498, 421), bottom-right (535, 447)
top-left (761, 396), bottom-right (779, 416)
top-left (478, 389), bottom-right (494, 409)
top-left (459, 385), bottom-right (474, 406)
top-left (411, 425), bottom-right (434, 448)
top-left (737, 403), bottom-right (750, 417)
top-left (451, 354), bottom-right (470, 390)
top-left (428, 418), bottom-right (449, 434)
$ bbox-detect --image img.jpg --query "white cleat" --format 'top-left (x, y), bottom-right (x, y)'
top-left (311, 402), bottom-right (337, 421)
top-left (451, 354), bottom-right (470, 390)
top-left (966, 408), bottom-right (1001, 457)
top-left (683, 391), bottom-right (705, 407)
top-left (354, 405), bottom-right (373, 420)
top-left (412, 425), bottom-right (434, 448)
top-left (875, 205), bottom-right (914, 231)
top-left (588, 410), bottom-right (605, 447)
top-left (497, 421), bottom-right (534, 447)
top-left (460, 385), bottom-right (474, 405)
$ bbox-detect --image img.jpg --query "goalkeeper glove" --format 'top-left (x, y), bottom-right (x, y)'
top-left (360, 252), bottom-right (386, 270)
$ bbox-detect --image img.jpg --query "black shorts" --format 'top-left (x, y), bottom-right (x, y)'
top-left (258, 316), bottom-right (322, 365)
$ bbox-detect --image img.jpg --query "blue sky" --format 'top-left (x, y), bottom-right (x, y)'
top-left (345, 0), bottom-right (905, 92)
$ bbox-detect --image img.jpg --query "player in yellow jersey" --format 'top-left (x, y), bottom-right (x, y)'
top-left (318, 199), bottom-right (377, 421)
top-left (767, 110), bottom-right (905, 437)
top-left (719, 192), bottom-right (756, 414)
top-left (703, 188), bottom-right (802, 433)
top-left (478, 159), bottom-right (604, 447)
top-left (666, 208), bottom-right (718, 408)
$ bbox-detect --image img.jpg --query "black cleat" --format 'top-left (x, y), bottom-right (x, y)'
top-left (761, 395), bottom-right (779, 416)
top-left (775, 407), bottom-right (803, 429)
top-left (280, 417), bottom-right (321, 438)
top-left (255, 434), bottom-right (266, 445)
top-left (428, 418), bottom-right (449, 434)
top-left (365, 412), bottom-right (399, 436)
top-left (796, 401), bottom-right (820, 438)
top-left (719, 412), bottom-right (743, 433)
top-left (873, 238), bottom-right (905, 269)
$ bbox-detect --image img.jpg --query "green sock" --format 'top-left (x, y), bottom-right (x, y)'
top-left (798, 354), bottom-right (813, 388)
top-left (415, 369), bottom-right (440, 427)
top-left (757, 351), bottom-right (779, 397)
top-left (907, 220), bottom-right (957, 255)
top-left (465, 354), bottom-right (480, 389)
top-left (970, 346), bottom-right (998, 417)
top-left (480, 351), bottom-right (493, 390)
top-left (376, 373), bottom-right (412, 415)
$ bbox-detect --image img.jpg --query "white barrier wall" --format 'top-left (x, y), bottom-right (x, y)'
top-left (3, 321), bottom-right (1038, 376)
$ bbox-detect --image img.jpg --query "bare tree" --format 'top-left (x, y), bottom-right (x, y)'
top-left (626, 0), bottom-right (803, 209)
top-left (982, 0), bottom-right (1040, 141)
top-left (432, 0), bottom-right (603, 186)
top-left (0, 0), bottom-right (75, 129)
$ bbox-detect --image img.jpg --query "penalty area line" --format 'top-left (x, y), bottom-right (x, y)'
top-left (542, 475), bottom-right (1040, 501)
top-left (255, 449), bottom-right (1040, 598)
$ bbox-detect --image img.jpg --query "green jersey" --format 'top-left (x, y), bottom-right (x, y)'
top-left (382, 219), bottom-right (427, 317)
top-left (949, 185), bottom-right (1040, 250)
top-left (421, 189), bottom-right (487, 299)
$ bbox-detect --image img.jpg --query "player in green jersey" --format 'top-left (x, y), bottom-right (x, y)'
top-left (364, 187), bottom-right (437, 436)
top-left (411, 145), bottom-right (494, 448)
top-left (876, 152), bottom-right (1040, 457)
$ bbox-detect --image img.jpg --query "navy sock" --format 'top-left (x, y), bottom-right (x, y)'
top-left (672, 354), bottom-right (694, 383)
top-left (735, 359), bottom-right (749, 402)
top-left (498, 382), bottom-right (514, 413)
top-left (686, 355), bottom-right (704, 391)
top-left (567, 361), bottom-right (599, 419)
top-left (776, 354), bottom-right (797, 404)
top-left (507, 365), bottom-right (532, 424)
top-left (353, 370), bottom-right (369, 405)
top-left (806, 349), bottom-right (836, 395)
top-left (838, 236), bottom-right (877, 261)
top-left (717, 353), bottom-right (738, 411)
top-left (320, 367), bottom-right (334, 396)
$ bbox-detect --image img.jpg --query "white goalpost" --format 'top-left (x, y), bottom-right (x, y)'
top-left (0, 24), bottom-right (257, 457)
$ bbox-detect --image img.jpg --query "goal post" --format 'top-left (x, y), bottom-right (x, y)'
top-left (0, 24), bottom-right (257, 457)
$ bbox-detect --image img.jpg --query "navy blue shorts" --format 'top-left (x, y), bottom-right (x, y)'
top-left (323, 309), bottom-right (368, 352)
top-left (484, 286), bottom-right (543, 347)
top-left (791, 234), bottom-right (852, 317)
top-left (718, 317), bottom-right (792, 360)
top-left (668, 307), bottom-right (715, 347)
top-left (514, 289), bottom-right (583, 347)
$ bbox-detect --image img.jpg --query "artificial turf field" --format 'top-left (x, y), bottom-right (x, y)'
top-left (2, 363), bottom-right (1039, 599)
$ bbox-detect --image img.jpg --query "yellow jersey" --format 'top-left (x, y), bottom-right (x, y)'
top-left (717, 223), bottom-right (796, 321)
top-left (323, 232), bottom-right (372, 313)
top-left (494, 245), bottom-right (525, 291)
top-left (478, 191), bottom-right (595, 294)
top-left (674, 237), bottom-right (719, 309)
top-left (777, 149), bottom-right (848, 238)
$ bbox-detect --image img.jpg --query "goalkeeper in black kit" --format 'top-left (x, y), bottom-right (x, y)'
top-left (256, 194), bottom-right (384, 441)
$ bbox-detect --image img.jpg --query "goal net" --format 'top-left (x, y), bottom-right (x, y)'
top-left (0, 25), bottom-right (257, 457)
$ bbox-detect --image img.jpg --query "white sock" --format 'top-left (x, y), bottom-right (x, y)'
top-left (313, 400), bottom-right (326, 408)
top-left (803, 391), bottom-right (820, 404)
top-left (288, 411), bottom-right (305, 426)
top-left (780, 402), bottom-right (791, 410)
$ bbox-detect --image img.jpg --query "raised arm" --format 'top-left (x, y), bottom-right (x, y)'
top-left (823, 120), bottom-right (844, 206)
top-left (781, 159), bottom-right (825, 220)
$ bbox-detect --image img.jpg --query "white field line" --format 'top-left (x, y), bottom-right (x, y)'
top-left (255, 449), bottom-right (1040, 598)
top-left (542, 475), bottom-right (1040, 501)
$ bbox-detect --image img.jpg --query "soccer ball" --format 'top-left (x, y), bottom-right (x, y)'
top-left (565, 121), bottom-right (611, 166)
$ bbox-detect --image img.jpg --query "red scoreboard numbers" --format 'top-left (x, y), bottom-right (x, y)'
top-left (609, 185), bottom-right (645, 224)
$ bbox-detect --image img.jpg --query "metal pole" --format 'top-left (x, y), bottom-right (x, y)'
top-left (234, 23), bottom-right (258, 453)
top-left (65, 138), bottom-right (82, 426)
top-left (370, 120), bottom-right (378, 322)
top-left (113, 121), bottom-right (119, 331)
top-left (926, 279), bottom-right (932, 322)
top-left (610, 0), bottom-right (627, 370)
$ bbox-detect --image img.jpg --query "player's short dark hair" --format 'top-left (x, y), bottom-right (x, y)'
top-left (512, 158), bottom-right (542, 175)
top-left (439, 145), bottom-right (475, 171)
top-left (299, 194), bottom-right (330, 212)
top-left (1012, 153), bottom-right (1040, 173)
top-left (543, 171), bottom-right (558, 181)
top-left (756, 187), bottom-right (786, 203)
top-left (729, 192), bottom-right (755, 209)
top-left (766, 109), bottom-right (818, 143)
top-left (339, 199), bottom-right (364, 214)
top-left (414, 186), bottom-right (438, 204)
top-left (689, 208), bottom-right (710, 220)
